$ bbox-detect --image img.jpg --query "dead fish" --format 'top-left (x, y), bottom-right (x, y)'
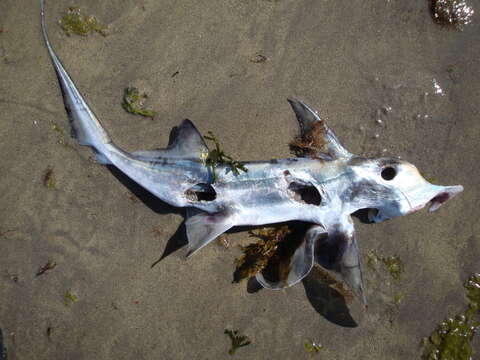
top-left (41, 0), bottom-right (463, 304)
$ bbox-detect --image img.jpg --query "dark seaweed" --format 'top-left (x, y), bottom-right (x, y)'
top-left (43, 167), bottom-right (56, 189)
top-left (224, 329), bottom-right (251, 355)
top-left (233, 226), bottom-right (290, 283)
top-left (290, 121), bottom-right (328, 157)
top-left (249, 54), bottom-right (267, 63)
top-left (36, 260), bottom-right (57, 277)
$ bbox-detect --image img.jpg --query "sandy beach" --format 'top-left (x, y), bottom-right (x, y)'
top-left (1, 0), bottom-right (479, 358)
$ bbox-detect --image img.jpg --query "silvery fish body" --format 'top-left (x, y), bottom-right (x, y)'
top-left (40, 0), bottom-right (463, 304)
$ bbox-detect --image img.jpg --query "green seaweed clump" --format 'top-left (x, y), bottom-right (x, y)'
top-left (422, 315), bottom-right (478, 360)
top-left (204, 132), bottom-right (247, 183)
top-left (59, 7), bottom-right (107, 36)
top-left (393, 292), bottom-right (404, 306)
top-left (366, 250), bottom-right (404, 280)
top-left (382, 255), bottom-right (404, 280)
top-left (233, 226), bottom-right (290, 283)
top-left (224, 329), bottom-right (251, 356)
top-left (304, 340), bottom-right (323, 354)
top-left (366, 250), bottom-right (381, 269)
top-left (51, 122), bottom-right (66, 145)
top-left (465, 273), bottom-right (480, 316)
top-left (422, 274), bottom-right (480, 360)
top-left (63, 291), bottom-right (78, 306)
top-left (121, 87), bottom-right (157, 119)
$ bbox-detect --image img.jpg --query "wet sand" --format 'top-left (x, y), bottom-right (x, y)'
top-left (1, 0), bottom-right (479, 359)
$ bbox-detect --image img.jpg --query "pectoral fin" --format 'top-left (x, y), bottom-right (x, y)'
top-left (185, 210), bottom-right (234, 257)
top-left (256, 225), bottom-right (326, 289)
top-left (315, 218), bottom-right (367, 305)
top-left (338, 234), bottom-right (367, 306)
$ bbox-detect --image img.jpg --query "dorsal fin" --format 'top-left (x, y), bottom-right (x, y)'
top-left (132, 119), bottom-right (209, 160)
top-left (287, 98), bottom-right (352, 160)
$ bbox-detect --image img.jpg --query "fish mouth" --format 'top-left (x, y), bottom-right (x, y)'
top-left (404, 185), bottom-right (464, 214)
top-left (427, 185), bottom-right (464, 212)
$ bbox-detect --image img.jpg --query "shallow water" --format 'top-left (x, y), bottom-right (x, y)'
top-left (1, 0), bottom-right (479, 359)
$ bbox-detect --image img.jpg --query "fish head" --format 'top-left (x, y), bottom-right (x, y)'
top-left (347, 157), bottom-right (463, 223)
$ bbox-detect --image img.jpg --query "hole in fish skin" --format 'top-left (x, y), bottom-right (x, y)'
top-left (352, 208), bottom-right (378, 224)
top-left (381, 167), bottom-right (396, 181)
top-left (288, 182), bottom-right (322, 205)
top-left (185, 183), bottom-right (216, 202)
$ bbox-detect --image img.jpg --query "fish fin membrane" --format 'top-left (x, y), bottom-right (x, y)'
top-left (315, 226), bottom-right (367, 305)
top-left (256, 225), bottom-right (325, 289)
top-left (287, 98), bottom-right (352, 160)
top-left (132, 119), bottom-right (209, 160)
top-left (185, 210), bottom-right (233, 256)
top-left (255, 225), bottom-right (325, 290)
top-left (339, 234), bottom-right (367, 305)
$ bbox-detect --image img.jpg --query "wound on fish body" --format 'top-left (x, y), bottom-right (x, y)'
top-left (40, 0), bottom-right (464, 306)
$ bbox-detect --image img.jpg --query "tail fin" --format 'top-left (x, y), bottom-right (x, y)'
top-left (41, 0), bottom-right (112, 157)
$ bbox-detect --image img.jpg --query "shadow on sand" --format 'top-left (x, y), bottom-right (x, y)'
top-left (107, 165), bottom-right (189, 266)
top-left (302, 267), bottom-right (358, 327)
top-left (247, 271), bottom-right (357, 328)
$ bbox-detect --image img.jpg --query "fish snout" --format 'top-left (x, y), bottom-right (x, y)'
top-left (428, 185), bottom-right (463, 212)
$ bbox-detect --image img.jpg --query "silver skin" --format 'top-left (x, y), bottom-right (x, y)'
top-left (41, 0), bottom-right (463, 304)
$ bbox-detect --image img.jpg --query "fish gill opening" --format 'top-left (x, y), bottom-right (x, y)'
top-left (185, 183), bottom-right (217, 202)
top-left (288, 181), bottom-right (322, 206)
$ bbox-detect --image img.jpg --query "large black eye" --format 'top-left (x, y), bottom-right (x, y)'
top-left (381, 166), bottom-right (397, 181)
